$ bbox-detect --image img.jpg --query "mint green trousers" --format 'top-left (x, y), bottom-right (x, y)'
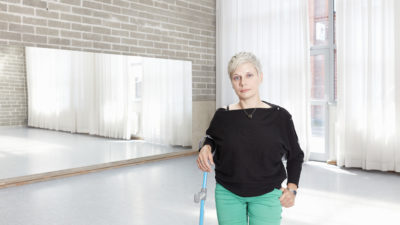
top-left (215, 183), bottom-right (283, 225)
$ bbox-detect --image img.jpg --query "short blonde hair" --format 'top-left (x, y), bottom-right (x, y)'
top-left (227, 52), bottom-right (262, 79)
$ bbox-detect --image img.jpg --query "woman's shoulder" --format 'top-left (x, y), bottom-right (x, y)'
top-left (216, 104), bottom-right (230, 111)
top-left (272, 104), bottom-right (292, 120)
top-left (262, 101), bottom-right (292, 118)
top-left (216, 107), bottom-right (228, 112)
top-left (211, 107), bottom-right (227, 117)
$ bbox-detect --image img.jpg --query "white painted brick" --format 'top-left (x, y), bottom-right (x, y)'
top-left (47, 2), bottom-right (71, 12)
top-left (82, 0), bottom-right (102, 10)
top-left (61, 30), bottom-right (81, 39)
top-left (48, 19), bottom-right (71, 29)
top-left (48, 37), bottom-right (70, 45)
top-left (22, 33), bottom-right (46, 43)
top-left (0, 12), bottom-right (21, 23)
top-left (35, 27), bottom-right (59, 36)
top-left (0, 45), bottom-right (27, 126)
top-left (9, 5), bottom-right (34, 15)
top-left (102, 35), bottom-right (120, 43)
top-left (60, 13), bottom-right (81, 23)
top-left (35, 8), bottom-right (59, 19)
top-left (0, 31), bottom-right (22, 40)
top-left (60, 0), bottom-right (81, 7)
top-left (22, 16), bottom-right (46, 26)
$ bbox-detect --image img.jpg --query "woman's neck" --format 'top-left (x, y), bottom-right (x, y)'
top-left (238, 96), bottom-right (262, 109)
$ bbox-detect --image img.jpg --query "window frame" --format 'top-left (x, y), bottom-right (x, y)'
top-left (310, 0), bottom-right (336, 104)
top-left (309, 0), bottom-right (336, 161)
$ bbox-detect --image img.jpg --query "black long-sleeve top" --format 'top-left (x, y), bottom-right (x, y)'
top-left (198, 100), bottom-right (304, 197)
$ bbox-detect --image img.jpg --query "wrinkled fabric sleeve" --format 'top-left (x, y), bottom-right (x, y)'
top-left (198, 135), bottom-right (216, 153)
top-left (198, 109), bottom-right (223, 153)
top-left (285, 113), bottom-right (305, 187)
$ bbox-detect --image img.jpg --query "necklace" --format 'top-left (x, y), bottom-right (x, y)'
top-left (243, 108), bottom-right (256, 119)
top-left (241, 101), bottom-right (260, 119)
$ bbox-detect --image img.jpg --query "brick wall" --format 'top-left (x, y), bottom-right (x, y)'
top-left (0, 0), bottom-right (216, 126)
top-left (0, 45), bottom-right (27, 126)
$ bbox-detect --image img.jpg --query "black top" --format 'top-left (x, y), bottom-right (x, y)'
top-left (198, 100), bottom-right (304, 197)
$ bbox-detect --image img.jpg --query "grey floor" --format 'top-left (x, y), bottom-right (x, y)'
top-left (0, 155), bottom-right (399, 225)
top-left (0, 127), bottom-right (190, 180)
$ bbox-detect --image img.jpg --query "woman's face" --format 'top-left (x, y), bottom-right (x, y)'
top-left (231, 62), bottom-right (263, 100)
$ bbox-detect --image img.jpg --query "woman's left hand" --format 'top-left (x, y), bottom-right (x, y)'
top-left (279, 188), bottom-right (296, 208)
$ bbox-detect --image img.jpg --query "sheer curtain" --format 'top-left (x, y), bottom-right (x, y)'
top-left (142, 58), bottom-right (192, 146)
top-left (26, 47), bottom-right (83, 132)
top-left (26, 47), bottom-right (131, 139)
top-left (335, 0), bottom-right (400, 172)
top-left (217, 0), bottom-right (311, 159)
top-left (26, 47), bottom-right (192, 144)
top-left (90, 53), bottom-right (131, 139)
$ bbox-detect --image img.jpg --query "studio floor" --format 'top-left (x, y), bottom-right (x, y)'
top-left (0, 154), bottom-right (399, 225)
top-left (0, 127), bottom-right (190, 180)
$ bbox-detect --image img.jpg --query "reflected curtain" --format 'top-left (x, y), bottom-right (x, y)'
top-left (90, 54), bottom-right (131, 139)
top-left (26, 47), bottom-right (79, 132)
top-left (26, 47), bottom-right (192, 145)
top-left (25, 47), bottom-right (131, 139)
top-left (142, 58), bottom-right (192, 146)
top-left (335, 0), bottom-right (400, 171)
top-left (216, 0), bottom-right (311, 159)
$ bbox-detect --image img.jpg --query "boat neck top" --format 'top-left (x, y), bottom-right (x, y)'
top-left (199, 100), bottom-right (304, 197)
top-left (224, 100), bottom-right (274, 111)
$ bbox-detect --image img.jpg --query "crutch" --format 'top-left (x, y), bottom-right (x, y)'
top-left (194, 136), bottom-right (213, 225)
top-left (194, 171), bottom-right (208, 225)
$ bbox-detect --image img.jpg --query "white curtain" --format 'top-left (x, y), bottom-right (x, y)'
top-left (142, 58), bottom-right (192, 146)
top-left (217, 0), bottom-right (311, 159)
top-left (91, 54), bottom-right (131, 139)
top-left (335, 0), bottom-right (400, 172)
top-left (25, 47), bottom-right (131, 139)
top-left (26, 47), bottom-right (86, 132)
top-left (26, 47), bottom-right (192, 145)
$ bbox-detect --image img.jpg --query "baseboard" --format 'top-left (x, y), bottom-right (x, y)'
top-left (327, 160), bottom-right (337, 165)
top-left (0, 150), bottom-right (198, 189)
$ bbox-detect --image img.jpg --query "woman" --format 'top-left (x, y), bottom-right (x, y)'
top-left (197, 52), bottom-right (304, 225)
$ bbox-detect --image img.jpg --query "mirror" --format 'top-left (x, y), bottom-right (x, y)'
top-left (0, 44), bottom-right (193, 185)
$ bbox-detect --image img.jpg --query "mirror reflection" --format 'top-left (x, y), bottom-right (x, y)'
top-left (0, 45), bottom-right (192, 182)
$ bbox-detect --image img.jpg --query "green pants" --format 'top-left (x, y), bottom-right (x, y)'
top-left (215, 183), bottom-right (283, 225)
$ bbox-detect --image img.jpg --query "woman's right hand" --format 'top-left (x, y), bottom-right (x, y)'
top-left (197, 145), bottom-right (214, 172)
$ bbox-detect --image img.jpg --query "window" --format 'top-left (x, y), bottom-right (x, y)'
top-left (128, 58), bottom-right (144, 137)
top-left (308, 0), bottom-right (336, 161)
